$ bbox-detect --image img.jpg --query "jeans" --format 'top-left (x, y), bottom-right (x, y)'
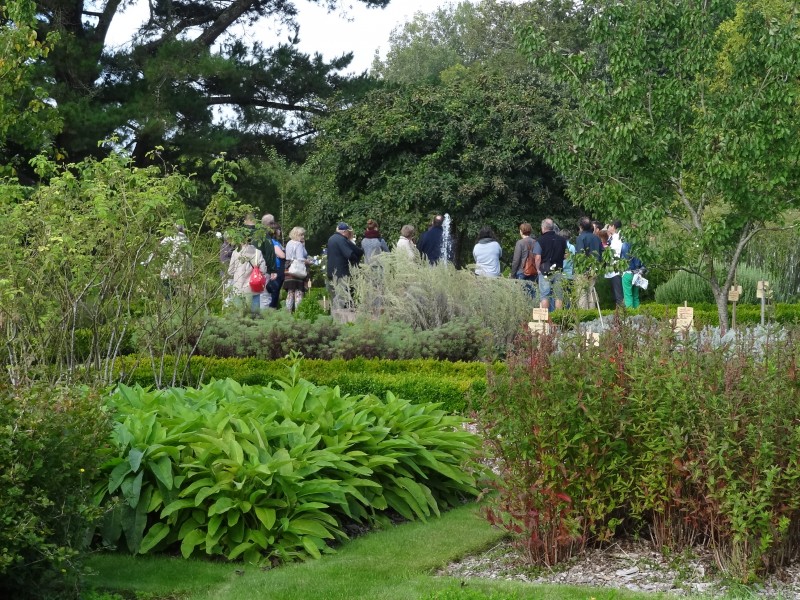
top-left (515, 272), bottom-right (538, 300)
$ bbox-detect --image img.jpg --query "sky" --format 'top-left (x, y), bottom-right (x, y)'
top-left (106, 1), bottom-right (475, 75)
top-left (292, 1), bottom-right (466, 73)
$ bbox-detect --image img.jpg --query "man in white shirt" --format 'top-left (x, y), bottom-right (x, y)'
top-left (604, 220), bottom-right (625, 307)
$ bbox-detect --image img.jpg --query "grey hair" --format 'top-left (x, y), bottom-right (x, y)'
top-left (400, 224), bottom-right (415, 238)
top-left (541, 218), bottom-right (555, 231)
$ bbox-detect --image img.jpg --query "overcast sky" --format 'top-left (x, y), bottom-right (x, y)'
top-left (293, 1), bottom-right (465, 73)
top-left (106, 1), bottom-right (473, 74)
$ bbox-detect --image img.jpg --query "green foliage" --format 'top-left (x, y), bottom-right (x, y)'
top-left (523, 0), bottom-right (800, 327)
top-left (0, 0), bottom-right (61, 166)
top-left (347, 253), bottom-right (536, 351)
top-left (13, 0), bottom-right (386, 175)
top-left (481, 320), bottom-right (800, 581)
top-left (0, 385), bottom-right (111, 599)
top-left (95, 375), bottom-right (481, 564)
top-left (195, 309), bottom-right (486, 363)
top-left (655, 264), bottom-right (783, 305)
top-left (292, 287), bottom-right (330, 323)
top-left (309, 63), bottom-right (572, 259)
top-left (0, 151), bottom-right (252, 387)
top-left (114, 356), bottom-right (489, 414)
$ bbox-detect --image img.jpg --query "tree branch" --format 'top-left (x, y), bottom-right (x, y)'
top-left (207, 95), bottom-right (326, 115)
top-left (193, 0), bottom-right (256, 49)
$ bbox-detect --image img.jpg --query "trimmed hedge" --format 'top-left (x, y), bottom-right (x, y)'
top-left (552, 302), bottom-right (800, 328)
top-left (114, 356), bottom-right (491, 414)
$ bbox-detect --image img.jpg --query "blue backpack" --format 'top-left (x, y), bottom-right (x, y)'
top-left (621, 241), bottom-right (643, 271)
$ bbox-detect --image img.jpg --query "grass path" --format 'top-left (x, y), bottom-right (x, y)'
top-left (87, 504), bottom-right (665, 600)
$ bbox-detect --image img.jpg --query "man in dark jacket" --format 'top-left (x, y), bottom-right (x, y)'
top-left (574, 216), bottom-right (604, 309)
top-left (417, 215), bottom-right (446, 264)
top-left (326, 222), bottom-right (364, 308)
top-left (537, 218), bottom-right (568, 311)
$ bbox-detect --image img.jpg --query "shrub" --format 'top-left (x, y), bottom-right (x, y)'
top-left (114, 356), bottom-right (489, 414)
top-left (94, 370), bottom-right (481, 564)
top-left (195, 311), bottom-right (486, 362)
top-left (293, 287), bottom-right (330, 323)
top-left (0, 386), bottom-right (110, 599)
top-left (347, 253), bottom-right (536, 351)
top-left (480, 320), bottom-right (800, 582)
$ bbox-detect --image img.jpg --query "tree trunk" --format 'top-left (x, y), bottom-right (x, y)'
top-left (714, 289), bottom-right (729, 334)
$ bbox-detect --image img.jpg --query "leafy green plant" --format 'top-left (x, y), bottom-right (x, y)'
top-left (480, 319), bottom-right (800, 582)
top-left (0, 385), bottom-right (111, 600)
top-left (94, 366), bottom-right (481, 564)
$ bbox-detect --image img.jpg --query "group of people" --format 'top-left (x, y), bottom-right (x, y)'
top-left (221, 214), bottom-right (314, 313)
top-left (220, 211), bottom-right (644, 314)
top-left (469, 216), bottom-right (643, 310)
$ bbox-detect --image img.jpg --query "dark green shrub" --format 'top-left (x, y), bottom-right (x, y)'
top-left (480, 321), bottom-right (800, 581)
top-left (94, 371), bottom-right (481, 564)
top-left (0, 386), bottom-right (111, 599)
top-left (196, 312), bottom-right (485, 362)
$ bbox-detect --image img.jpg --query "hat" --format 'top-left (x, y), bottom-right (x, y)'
top-left (337, 222), bottom-right (352, 231)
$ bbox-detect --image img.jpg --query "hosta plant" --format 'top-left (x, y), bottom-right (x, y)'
top-left (94, 363), bottom-right (481, 564)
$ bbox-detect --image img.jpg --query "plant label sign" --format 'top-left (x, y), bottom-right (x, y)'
top-left (757, 280), bottom-right (771, 299)
top-left (528, 308), bottom-right (551, 335)
top-left (674, 306), bottom-right (694, 333)
top-left (728, 285), bottom-right (742, 302)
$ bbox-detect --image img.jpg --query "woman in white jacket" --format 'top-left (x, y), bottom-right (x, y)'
top-left (228, 239), bottom-right (267, 313)
top-left (395, 224), bottom-right (418, 260)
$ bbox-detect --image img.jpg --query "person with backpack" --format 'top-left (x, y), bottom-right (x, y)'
top-left (509, 222), bottom-right (541, 299)
top-left (228, 234), bottom-right (268, 314)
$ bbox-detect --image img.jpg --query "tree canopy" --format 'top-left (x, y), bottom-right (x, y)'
top-left (4, 0), bottom-right (390, 176)
top-left (311, 0), bottom-right (585, 261)
top-left (523, 0), bottom-right (800, 327)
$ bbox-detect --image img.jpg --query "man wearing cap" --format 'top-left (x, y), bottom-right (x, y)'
top-left (326, 221), bottom-right (364, 287)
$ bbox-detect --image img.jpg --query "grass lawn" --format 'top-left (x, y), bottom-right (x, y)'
top-left (85, 504), bottom-right (669, 600)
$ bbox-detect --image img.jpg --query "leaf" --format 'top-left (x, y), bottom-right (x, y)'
top-left (302, 535), bottom-right (322, 559)
top-left (150, 454), bottom-right (173, 491)
top-left (181, 528), bottom-right (205, 559)
top-left (128, 447), bottom-right (145, 472)
top-left (139, 523), bottom-right (171, 554)
top-left (208, 496), bottom-right (236, 516)
top-left (161, 499), bottom-right (195, 518)
top-left (121, 503), bottom-right (148, 554)
top-left (286, 518), bottom-right (335, 539)
top-left (254, 506), bottom-right (276, 530)
top-left (108, 461), bottom-right (132, 493)
top-left (227, 541), bottom-right (254, 561)
top-left (122, 470), bottom-right (144, 509)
